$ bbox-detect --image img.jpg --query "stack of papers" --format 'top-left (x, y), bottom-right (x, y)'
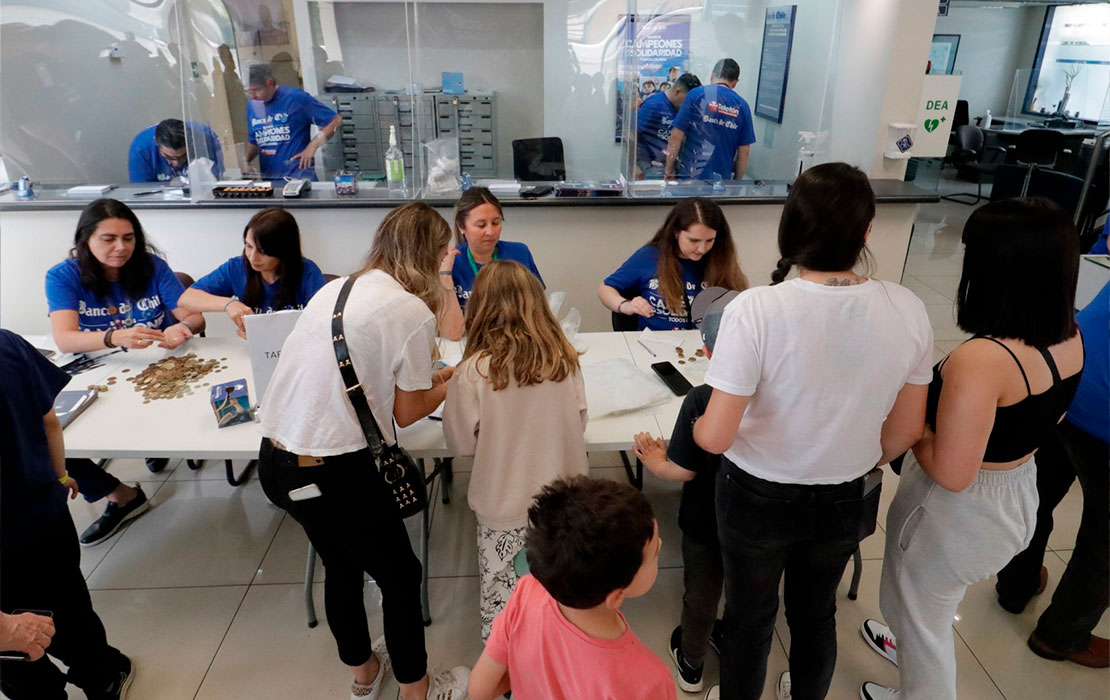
top-left (67, 185), bottom-right (115, 196)
top-left (478, 179), bottom-right (521, 195)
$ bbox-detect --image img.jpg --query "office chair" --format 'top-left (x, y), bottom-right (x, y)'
top-left (943, 100), bottom-right (971, 168)
top-left (991, 165), bottom-right (1086, 218)
top-left (942, 126), bottom-right (1007, 205)
top-left (1014, 129), bottom-right (1065, 197)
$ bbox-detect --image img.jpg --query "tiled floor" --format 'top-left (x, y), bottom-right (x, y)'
top-left (28, 177), bottom-right (1108, 699)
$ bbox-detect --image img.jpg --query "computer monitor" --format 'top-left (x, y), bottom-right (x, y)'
top-left (512, 137), bottom-right (566, 181)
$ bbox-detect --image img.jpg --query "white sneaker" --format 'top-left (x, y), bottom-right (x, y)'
top-left (776, 671), bottom-right (791, 700)
top-left (861, 619), bottom-right (899, 666)
top-left (703, 686), bottom-right (720, 700)
top-left (427, 665), bottom-right (470, 700)
top-left (351, 638), bottom-right (392, 700)
top-left (860, 681), bottom-right (899, 700)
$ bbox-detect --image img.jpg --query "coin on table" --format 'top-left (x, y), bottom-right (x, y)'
top-left (143, 400), bottom-right (150, 404)
top-left (678, 360), bottom-right (686, 365)
top-left (688, 357), bottom-right (696, 362)
top-left (121, 368), bottom-right (130, 373)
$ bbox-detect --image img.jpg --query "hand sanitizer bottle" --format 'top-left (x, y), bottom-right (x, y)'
top-left (385, 125), bottom-right (406, 195)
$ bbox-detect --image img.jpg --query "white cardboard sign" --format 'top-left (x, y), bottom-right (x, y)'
top-left (243, 309), bottom-right (302, 406)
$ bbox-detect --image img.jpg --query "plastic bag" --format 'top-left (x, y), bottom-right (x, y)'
top-left (581, 358), bottom-right (672, 418)
top-left (423, 137), bottom-right (461, 196)
top-left (547, 291), bottom-right (579, 342)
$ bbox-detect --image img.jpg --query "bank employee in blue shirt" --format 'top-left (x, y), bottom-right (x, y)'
top-left (245, 63), bottom-right (341, 180)
top-left (127, 118), bottom-right (224, 183)
top-left (665, 58), bottom-right (756, 182)
top-left (598, 197), bottom-right (748, 331)
top-left (637, 73), bottom-right (701, 179)
top-left (437, 187), bottom-right (544, 340)
top-left (178, 207), bottom-right (327, 339)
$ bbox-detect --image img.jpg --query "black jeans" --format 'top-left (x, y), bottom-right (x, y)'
top-left (996, 428), bottom-right (1076, 604)
top-left (65, 458), bottom-right (121, 503)
top-left (680, 532), bottom-right (724, 667)
top-left (1034, 421), bottom-right (1110, 652)
top-left (0, 508), bottom-right (128, 700)
top-left (716, 462), bottom-right (878, 700)
top-left (258, 439), bottom-right (428, 683)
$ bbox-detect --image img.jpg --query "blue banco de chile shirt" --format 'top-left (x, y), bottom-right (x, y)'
top-left (45, 257), bottom-right (185, 332)
top-left (127, 122), bottom-right (224, 183)
top-left (192, 256), bottom-right (328, 313)
top-left (603, 245), bottom-right (706, 331)
top-left (672, 84), bottom-right (756, 180)
top-left (248, 86), bottom-right (338, 180)
top-left (1066, 282), bottom-right (1109, 443)
top-left (637, 92), bottom-right (678, 169)
top-left (451, 241), bottom-right (544, 310)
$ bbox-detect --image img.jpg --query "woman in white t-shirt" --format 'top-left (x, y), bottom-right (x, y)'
top-left (258, 203), bottom-right (469, 700)
top-left (692, 163), bottom-right (934, 700)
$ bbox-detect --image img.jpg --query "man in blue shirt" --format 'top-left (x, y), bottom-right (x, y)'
top-left (665, 58), bottom-right (756, 181)
top-left (246, 63), bottom-right (341, 180)
top-left (127, 119), bottom-right (224, 183)
top-left (636, 73), bottom-right (701, 179)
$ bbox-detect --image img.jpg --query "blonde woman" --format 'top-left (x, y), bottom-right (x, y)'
top-left (259, 203), bottom-right (469, 700)
top-left (443, 260), bottom-right (589, 641)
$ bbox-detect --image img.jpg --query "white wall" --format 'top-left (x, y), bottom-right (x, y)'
top-left (319, 2), bottom-right (545, 179)
top-left (934, 5), bottom-right (1046, 122)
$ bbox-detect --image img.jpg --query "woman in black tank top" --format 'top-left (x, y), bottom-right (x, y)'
top-left (861, 198), bottom-right (1083, 700)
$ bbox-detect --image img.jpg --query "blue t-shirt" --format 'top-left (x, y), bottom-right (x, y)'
top-left (603, 245), bottom-right (706, 331)
top-left (127, 122), bottom-right (224, 183)
top-left (1066, 281), bottom-right (1108, 443)
top-left (451, 241), bottom-right (544, 310)
top-left (248, 86), bottom-right (338, 180)
top-left (45, 256), bottom-right (184, 332)
top-left (192, 256), bottom-right (327, 313)
top-left (0, 330), bottom-right (72, 547)
top-left (637, 92), bottom-right (678, 170)
top-left (672, 84), bottom-right (756, 180)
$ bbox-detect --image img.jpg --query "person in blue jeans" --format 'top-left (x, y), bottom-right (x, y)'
top-left (127, 118), bottom-right (223, 183)
top-left (246, 62), bottom-right (341, 180)
top-left (598, 197), bottom-right (748, 331)
top-left (178, 207), bottom-right (327, 338)
top-left (631, 286), bottom-right (738, 693)
top-left (437, 187), bottom-right (543, 340)
top-left (45, 198), bottom-right (206, 544)
top-left (664, 58), bottom-right (756, 181)
top-left (694, 164), bottom-right (934, 700)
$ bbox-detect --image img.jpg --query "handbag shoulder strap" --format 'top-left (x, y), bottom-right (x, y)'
top-left (331, 276), bottom-right (388, 457)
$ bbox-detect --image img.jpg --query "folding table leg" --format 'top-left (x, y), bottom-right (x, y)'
top-left (225, 459), bottom-right (256, 486)
top-left (305, 544), bottom-right (318, 628)
top-left (619, 451), bottom-right (643, 490)
top-left (848, 546), bottom-right (863, 601)
top-left (419, 458), bottom-right (432, 626)
top-left (440, 458), bottom-right (454, 504)
top-left (187, 460), bottom-right (205, 471)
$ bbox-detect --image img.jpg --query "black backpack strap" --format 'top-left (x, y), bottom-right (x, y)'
top-left (331, 276), bottom-right (387, 459)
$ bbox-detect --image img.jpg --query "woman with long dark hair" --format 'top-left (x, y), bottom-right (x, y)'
top-left (258, 203), bottom-right (470, 700)
top-left (45, 198), bottom-right (205, 543)
top-left (861, 198), bottom-right (1084, 700)
top-left (693, 163), bottom-right (934, 700)
top-left (178, 207), bottom-right (326, 338)
top-left (598, 197), bottom-right (748, 331)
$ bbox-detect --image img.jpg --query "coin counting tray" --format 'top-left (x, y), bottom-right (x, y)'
top-left (213, 183), bottom-right (274, 198)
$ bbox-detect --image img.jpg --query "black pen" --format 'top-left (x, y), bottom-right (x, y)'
top-left (133, 189), bottom-right (163, 196)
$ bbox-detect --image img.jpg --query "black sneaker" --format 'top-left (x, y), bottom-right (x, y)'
top-left (709, 618), bottom-right (724, 656)
top-left (87, 654), bottom-right (134, 700)
top-left (669, 625), bottom-right (704, 693)
top-left (80, 486), bottom-right (150, 546)
top-left (145, 458), bottom-right (169, 473)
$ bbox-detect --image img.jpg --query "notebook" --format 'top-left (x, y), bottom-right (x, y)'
top-left (54, 389), bottom-right (98, 428)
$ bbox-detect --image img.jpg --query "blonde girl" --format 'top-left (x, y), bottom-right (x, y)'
top-left (443, 260), bottom-right (589, 640)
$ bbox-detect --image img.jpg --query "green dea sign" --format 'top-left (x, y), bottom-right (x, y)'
top-left (915, 75), bottom-right (963, 157)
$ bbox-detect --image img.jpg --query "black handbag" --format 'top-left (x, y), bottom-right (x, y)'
top-left (331, 276), bottom-right (428, 519)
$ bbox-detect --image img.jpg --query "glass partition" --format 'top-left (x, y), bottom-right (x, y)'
top-left (1, 0), bottom-right (845, 201)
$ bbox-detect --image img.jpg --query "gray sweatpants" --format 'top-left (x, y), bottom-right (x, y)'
top-left (880, 458), bottom-right (1038, 700)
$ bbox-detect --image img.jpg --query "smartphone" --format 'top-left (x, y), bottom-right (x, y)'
top-left (0, 610), bottom-right (53, 661)
top-left (651, 361), bottom-right (693, 396)
top-left (288, 483), bottom-right (323, 502)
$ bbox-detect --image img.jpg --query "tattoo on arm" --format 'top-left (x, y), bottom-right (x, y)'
top-left (824, 277), bottom-right (861, 286)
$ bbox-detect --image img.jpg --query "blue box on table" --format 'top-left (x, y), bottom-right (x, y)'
top-left (210, 379), bottom-right (252, 428)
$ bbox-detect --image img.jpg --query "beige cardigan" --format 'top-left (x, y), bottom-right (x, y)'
top-left (443, 355), bottom-right (589, 530)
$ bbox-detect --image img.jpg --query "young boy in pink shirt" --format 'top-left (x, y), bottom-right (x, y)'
top-left (467, 476), bottom-right (677, 700)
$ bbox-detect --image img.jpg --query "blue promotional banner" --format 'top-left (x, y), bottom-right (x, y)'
top-left (615, 14), bottom-right (691, 142)
top-left (754, 6), bottom-right (797, 124)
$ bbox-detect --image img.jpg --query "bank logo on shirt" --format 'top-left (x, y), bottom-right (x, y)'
top-left (78, 295), bottom-right (164, 329)
top-left (251, 113), bottom-right (292, 148)
top-left (655, 115), bottom-right (674, 141)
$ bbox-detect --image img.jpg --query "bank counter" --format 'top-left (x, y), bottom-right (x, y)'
top-left (0, 180), bottom-right (937, 336)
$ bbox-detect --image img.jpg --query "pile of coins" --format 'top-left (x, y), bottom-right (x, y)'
top-left (674, 347), bottom-right (705, 366)
top-left (126, 353), bottom-right (228, 403)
